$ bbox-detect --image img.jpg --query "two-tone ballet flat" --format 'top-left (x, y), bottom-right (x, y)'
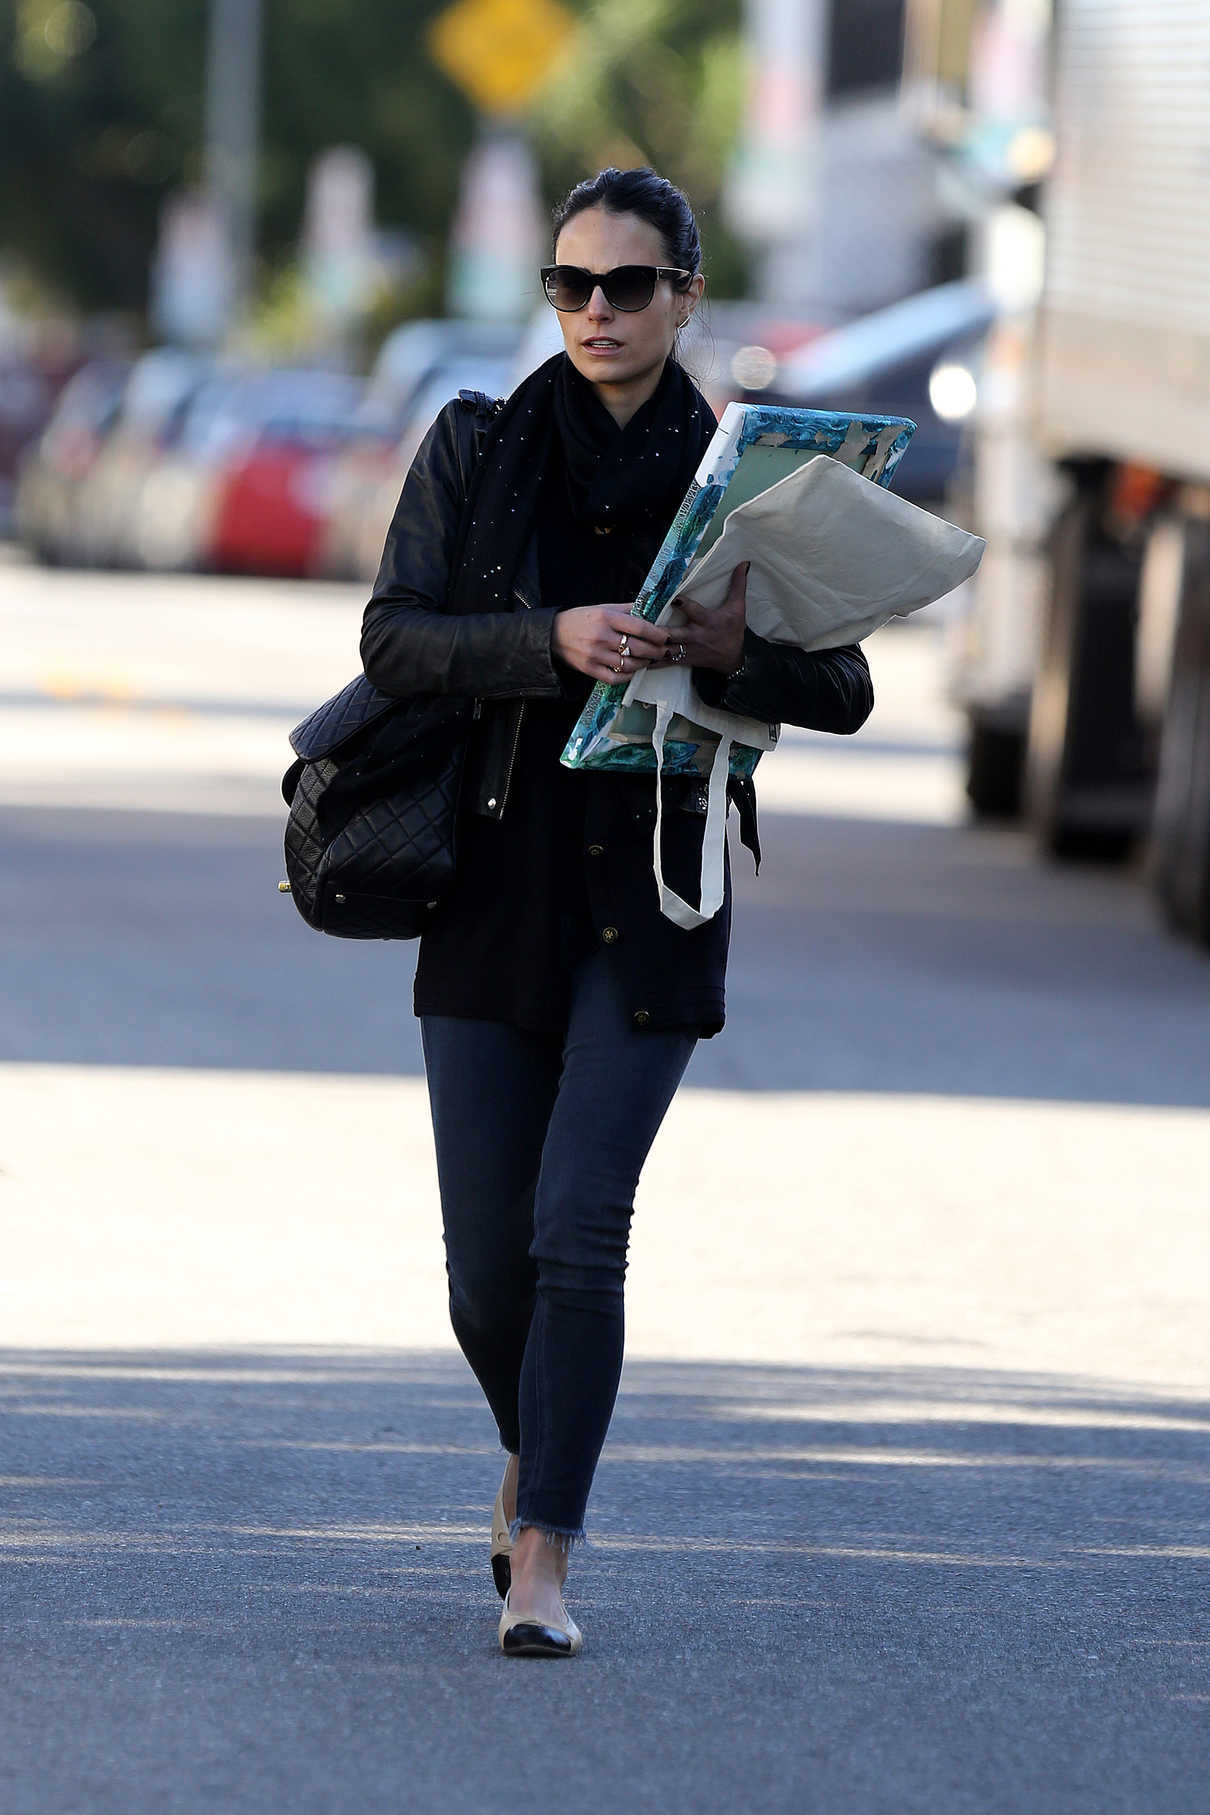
top-left (498, 1590), bottom-right (582, 1659)
top-left (490, 1471), bottom-right (512, 1600)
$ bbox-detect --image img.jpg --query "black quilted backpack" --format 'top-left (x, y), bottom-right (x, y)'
top-left (280, 679), bottom-right (470, 938)
top-left (279, 390), bottom-right (498, 940)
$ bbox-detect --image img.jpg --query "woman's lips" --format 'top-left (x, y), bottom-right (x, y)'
top-left (582, 339), bottom-right (622, 355)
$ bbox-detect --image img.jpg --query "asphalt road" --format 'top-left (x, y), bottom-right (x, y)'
top-left (2, 555), bottom-right (1208, 1813)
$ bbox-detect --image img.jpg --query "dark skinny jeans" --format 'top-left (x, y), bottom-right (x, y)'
top-left (420, 948), bottom-right (696, 1542)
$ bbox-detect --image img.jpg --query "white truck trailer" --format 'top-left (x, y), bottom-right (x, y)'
top-left (928, 0), bottom-right (1210, 943)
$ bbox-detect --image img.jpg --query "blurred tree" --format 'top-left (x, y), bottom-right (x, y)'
top-left (0, 0), bottom-right (744, 320)
top-left (0, 0), bottom-right (197, 310)
top-left (529, 0), bottom-right (746, 295)
top-left (0, 0), bottom-right (474, 317)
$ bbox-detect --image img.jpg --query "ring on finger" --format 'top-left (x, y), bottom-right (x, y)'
top-left (618, 634), bottom-right (630, 658)
top-left (671, 642), bottom-right (687, 663)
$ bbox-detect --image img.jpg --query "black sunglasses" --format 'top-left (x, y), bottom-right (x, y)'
top-left (540, 264), bottom-right (692, 313)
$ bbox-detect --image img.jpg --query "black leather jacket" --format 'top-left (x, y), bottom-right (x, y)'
top-left (360, 395), bottom-right (874, 841)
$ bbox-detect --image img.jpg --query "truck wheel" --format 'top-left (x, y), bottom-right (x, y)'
top-left (1025, 483), bottom-right (1147, 861)
top-left (1149, 518), bottom-right (1210, 945)
top-left (965, 714), bottom-right (1026, 819)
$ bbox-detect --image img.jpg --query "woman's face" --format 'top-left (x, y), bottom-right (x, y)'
top-left (551, 206), bottom-right (704, 405)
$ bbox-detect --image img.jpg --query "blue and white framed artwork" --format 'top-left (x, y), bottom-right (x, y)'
top-left (560, 401), bottom-right (916, 780)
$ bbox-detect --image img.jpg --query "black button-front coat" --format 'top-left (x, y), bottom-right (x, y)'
top-left (360, 396), bottom-right (875, 1037)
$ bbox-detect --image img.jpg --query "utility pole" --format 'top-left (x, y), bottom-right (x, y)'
top-left (724, 0), bottom-right (828, 310)
top-left (202, 0), bottom-right (263, 337)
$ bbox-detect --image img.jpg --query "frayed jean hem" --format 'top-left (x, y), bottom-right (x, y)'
top-left (509, 1517), bottom-right (586, 1552)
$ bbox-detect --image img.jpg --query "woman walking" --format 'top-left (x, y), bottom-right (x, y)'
top-left (360, 167), bottom-right (873, 1656)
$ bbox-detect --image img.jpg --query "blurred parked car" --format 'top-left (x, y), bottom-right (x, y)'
top-left (206, 369), bottom-right (368, 578)
top-left (322, 354), bottom-right (517, 584)
top-left (120, 369), bottom-right (243, 573)
top-left (119, 363), bottom-right (325, 573)
top-left (0, 356), bottom-right (79, 536)
top-left (69, 349), bottom-right (214, 566)
top-left (313, 319), bottom-right (524, 580)
top-left (680, 302), bottom-right (829, 417)
top-left (770, 280), bottom-right (998, 505)
top-left (366, 318), bottom-right (521, 424)
top-left (310, 395), bottom-right (416, 582)
top-left (14, 360), bottom-right (131, 563)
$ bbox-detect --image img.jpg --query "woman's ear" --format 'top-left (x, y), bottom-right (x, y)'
top-left (680, 272), bottom-right (706, 326)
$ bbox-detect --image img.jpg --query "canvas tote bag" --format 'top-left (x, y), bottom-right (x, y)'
top-left (622, 456), bottom-right (986, 928)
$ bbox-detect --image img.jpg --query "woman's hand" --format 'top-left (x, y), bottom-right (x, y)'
top-left (656, 562), bottom-right (749, 673)
top-left (552, 605), bottom-right (670, 683)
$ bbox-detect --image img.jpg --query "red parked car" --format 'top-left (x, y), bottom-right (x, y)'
top-left (207, 370), bottom-right (367, 577)
top-left (14, 359), bottom-right (129, 562)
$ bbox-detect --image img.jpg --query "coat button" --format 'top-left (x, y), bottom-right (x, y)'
top-left (487, 796), bottom-right (498, 809)
top-left (633, 1010), bottom-right (651, 1028)
top-left (587, 843), bottom-right (605, 857)
top-left (601, 925), bottom-right (619, 945)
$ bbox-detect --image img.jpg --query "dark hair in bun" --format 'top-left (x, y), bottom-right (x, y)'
top-left (552, 167), bottom-right (701, 284)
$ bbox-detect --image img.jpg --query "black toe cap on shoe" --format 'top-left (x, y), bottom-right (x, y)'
top-left (500, 1621), bottom-right (575, 1658)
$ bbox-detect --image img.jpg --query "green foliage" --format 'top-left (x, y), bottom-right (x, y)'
top-left (528, 0), bottom-right (746, 295)
top-left (258, 0), bottom-right (475, 258)
top-left (0, 0), bottom-right (197, 310)
top-left (0, 0), bottom-right (745, 321)
top-left (0, 0), bottom-right (475, 315)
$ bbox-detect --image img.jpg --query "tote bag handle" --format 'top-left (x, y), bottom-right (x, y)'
top-left (650, 700), bottom-right (732, 931)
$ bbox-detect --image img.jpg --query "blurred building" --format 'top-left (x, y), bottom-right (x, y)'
top-left (727, 0), bottom-right (960, 320)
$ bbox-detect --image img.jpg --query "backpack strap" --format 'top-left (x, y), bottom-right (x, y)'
top-left (457, 388), bottom-right (504, 464)
top-left (446, 389), bottom-right (505, 594)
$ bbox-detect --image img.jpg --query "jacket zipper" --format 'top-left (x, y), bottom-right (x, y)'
top-left (500, 702), bottom-right (526, 807)
top-left (494, 581), bottom-right (533, 811)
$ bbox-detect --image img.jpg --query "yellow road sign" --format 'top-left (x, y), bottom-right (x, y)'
top-left (428, 0), bottom-right (578, 117)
